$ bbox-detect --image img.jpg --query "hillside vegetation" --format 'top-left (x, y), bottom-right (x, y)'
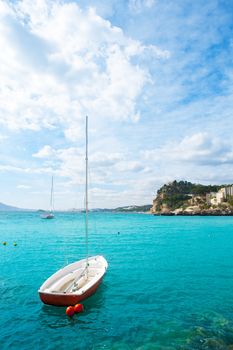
top-left (152, 180), bottom-right (233, 215)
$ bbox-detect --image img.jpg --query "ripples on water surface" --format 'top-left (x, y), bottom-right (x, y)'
top-left (1, 212), bottom-right (233, 349)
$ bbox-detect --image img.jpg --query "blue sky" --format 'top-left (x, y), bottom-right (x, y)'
top-left (0, 0), bottom-right (233, 209)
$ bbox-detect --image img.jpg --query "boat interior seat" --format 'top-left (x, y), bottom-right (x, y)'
top-left (45, 269), bottom-right (83, 293)
top-left (44, 265), bottom-right (102, 293)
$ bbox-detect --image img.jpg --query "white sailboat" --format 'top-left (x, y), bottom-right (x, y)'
top-left (38, 116), bottom-right (108, 306)
top-left (41, 176), bottom-right (55, 219)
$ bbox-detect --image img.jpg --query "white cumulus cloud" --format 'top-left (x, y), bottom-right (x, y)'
top-left (0, 0), bottom-right (169, 140)
top-left (129, 0), bottom-right (156, 13)
top-left (143, 132), bottom-right (233, 166)
top-left (32, 145), bottom-right (56, 158)
top-left (17, 184), bottom-right (31, 189)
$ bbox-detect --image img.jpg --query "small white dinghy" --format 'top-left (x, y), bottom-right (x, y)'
top-left (39, 255), bottom-right (108, 306)
top-left (38, 117), bottom-right (108, 306)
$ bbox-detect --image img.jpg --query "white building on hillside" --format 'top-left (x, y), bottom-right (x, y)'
top-left (206, 186), bottom-right (233, 205)
top-left (225, 186), bottom-right (233, 198)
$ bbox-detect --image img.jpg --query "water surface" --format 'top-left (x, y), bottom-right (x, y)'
top-left (1, 212), bottom-right (233, 349)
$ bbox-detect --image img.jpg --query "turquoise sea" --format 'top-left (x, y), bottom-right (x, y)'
top-left (1, 212), bottom-right (233, 349)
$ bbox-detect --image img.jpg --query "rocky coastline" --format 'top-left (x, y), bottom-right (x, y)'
top-left (151, 180), bottom-right (233, 216)
top-left (156, 209), bottom-right (233, 216)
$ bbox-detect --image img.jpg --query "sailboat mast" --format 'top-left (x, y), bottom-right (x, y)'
top-left (85, 116), bottom-right (89, 270)
top-left (50, 176), bottom-right (54, 212)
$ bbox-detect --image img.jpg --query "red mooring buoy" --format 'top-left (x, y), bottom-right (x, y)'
top-left (74, 303), bottom-right (84, 313)
top-left (66, 306), bottom-right (75, 317)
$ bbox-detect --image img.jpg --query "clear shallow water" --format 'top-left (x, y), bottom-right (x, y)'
top-left (1, 212), bottom-right (233, 349)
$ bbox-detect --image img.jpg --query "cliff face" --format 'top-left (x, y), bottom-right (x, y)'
top-left (151, 180), bottom-right (233, 215)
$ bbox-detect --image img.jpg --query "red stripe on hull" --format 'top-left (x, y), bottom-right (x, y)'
top-left (39, 278), bottom-right (103, 306)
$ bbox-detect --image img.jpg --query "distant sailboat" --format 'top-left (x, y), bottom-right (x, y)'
top-left (38, 116), bottom-right (108, 306)
top-left (41, 176), bottom-right (55, 219)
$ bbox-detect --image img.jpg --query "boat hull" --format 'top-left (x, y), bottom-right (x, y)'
top-left (41, 214), bottom-right (54, 219)
top-left (38, 255), bottom-right (108, 306)
top-left (39, 277), bottom-right (103, 306)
